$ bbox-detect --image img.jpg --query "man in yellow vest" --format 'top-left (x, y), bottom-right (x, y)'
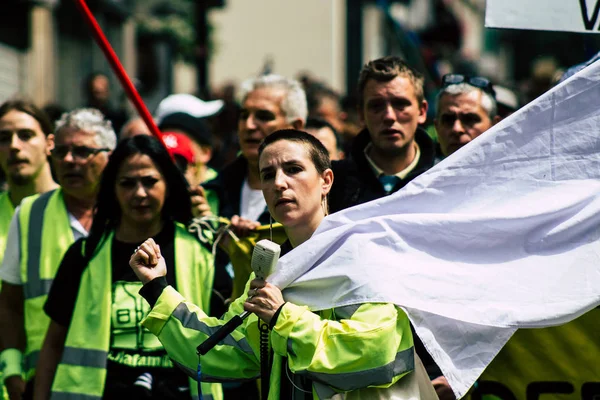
top-left (0, 99), bottom-right (58, 400)
top-left (0, 108), bottom-right (115, 399)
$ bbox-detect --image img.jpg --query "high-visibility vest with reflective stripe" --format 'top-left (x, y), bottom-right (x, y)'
top-left (18, 189), bottom-right (74, 380)
top-left (0, 191), bottom-right (15, 263)
top-left (144, 278), bottom-right (418, 399)
top-left (50, 224), bottom-right (222, 400)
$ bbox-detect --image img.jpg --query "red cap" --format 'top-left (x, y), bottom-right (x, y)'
top-left (162, 132), bottom-right (196, 164)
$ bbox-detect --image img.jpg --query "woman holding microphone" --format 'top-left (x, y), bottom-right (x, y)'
top-left (131, 130), bottom-right (436, 399)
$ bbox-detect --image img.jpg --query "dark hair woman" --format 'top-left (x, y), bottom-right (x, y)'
top-left (35, 135), bottom-right (221, 400)
top-left (130, 130), bottom-right (436, 399)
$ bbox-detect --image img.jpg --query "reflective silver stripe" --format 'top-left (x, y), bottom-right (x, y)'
top-left (24, 279), bottom-right (53, 300)
top-left (50, 392), bottom-right (101, 400)
top-left (24, 350), bottom-right (39, 371)
top-left (295, 347), bottom-right (414, 391)
top-left (61, 347), bottom-right (107, 369)
top-left (24, 190), bottom-right (54, 300)
top-left (172, 303), bottom-right (254, 355)
top-left (333, 304), bottom-right (361, 320)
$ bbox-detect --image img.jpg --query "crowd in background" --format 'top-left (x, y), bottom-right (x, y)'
top-left (0, 48), bottom-right (598, 400)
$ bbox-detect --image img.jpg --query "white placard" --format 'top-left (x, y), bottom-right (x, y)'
top-left (486, 0), bottom-right (600, 33)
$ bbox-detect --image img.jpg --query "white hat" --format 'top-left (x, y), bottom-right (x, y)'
top-left (154, 94), bottom-right (224, 124)
top-left (492, 85), bottom-right (519, 110)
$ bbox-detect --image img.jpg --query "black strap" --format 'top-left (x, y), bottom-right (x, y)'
top-left (259, 321), bottom-right (271, 400)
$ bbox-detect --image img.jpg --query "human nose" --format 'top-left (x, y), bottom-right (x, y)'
top-left (244, 113), bottom-right (257, 131)
top-left (62, 148), bottom-right (76, 163)
top-left (134, 181), bottom-right (148, 197)
top-left (451, 117), bottom-right (465, 134)
top-left (273, 169), bottom-right (287, 190)
top-left (383, 103), bottom-right (396, 121)
top-left (8, 134), bottom-right (22, 150)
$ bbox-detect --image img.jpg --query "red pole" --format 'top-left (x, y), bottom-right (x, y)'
top-left (72, 0), bottom-right (167, 149)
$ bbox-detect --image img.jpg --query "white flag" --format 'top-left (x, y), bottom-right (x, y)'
top-left (270, 60), bottom-right (600, 398)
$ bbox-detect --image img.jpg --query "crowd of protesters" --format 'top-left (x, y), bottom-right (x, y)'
top-left (0, 52), bottom-right (597, 400)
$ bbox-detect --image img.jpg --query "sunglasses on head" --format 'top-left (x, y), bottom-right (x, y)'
top-left (441, 74), bottom-right (496, 97)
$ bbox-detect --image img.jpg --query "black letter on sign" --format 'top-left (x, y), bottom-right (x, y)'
top-left (470, 381), bottom-right (517, 400)
top-left (526, 381), bottom-right (573, 400)
top-left (580, 0), bottom-right (600, 30)
top-left (582, 382), bottom-right (600, 400)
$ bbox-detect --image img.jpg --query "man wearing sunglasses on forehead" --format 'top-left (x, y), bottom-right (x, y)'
top-left (0, 108), bottom-right (115, 398)
top-left (434, 73), bottom-right (501, 160)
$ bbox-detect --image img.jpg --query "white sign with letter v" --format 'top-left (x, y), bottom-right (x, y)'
top-left (486, 0), bottom-right (600, 33)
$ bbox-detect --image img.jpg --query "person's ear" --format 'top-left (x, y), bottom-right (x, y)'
top-left (321, 168), bottom-right (334, 196)
top-left (292, 119), bottom-right (304, 130)
top-left (46, 134), bottom-right (55, 156)
top-left (418, 99), bottom-right (429, 124)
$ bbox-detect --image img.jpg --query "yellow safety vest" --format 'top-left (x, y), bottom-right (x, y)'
top-left (0, 192), bottom-right (15, 400)
top-left (466, 308), bottom-right (600, 400)
top-left (18, 189), bottom-right (73, 380)
top-left (0, 191), bottom-right (14, 263)
top-left (143, 277), bottom-right (422, 399)
top-left (50, 224), bottom-right (222, 400)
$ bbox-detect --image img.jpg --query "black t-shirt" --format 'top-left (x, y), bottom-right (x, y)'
top-left (45, 222), bottom-right (190, 397)
top-left (45, 223), bottom-right (176, 326)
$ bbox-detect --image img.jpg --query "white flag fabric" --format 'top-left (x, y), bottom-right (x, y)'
top-left (269, 59), bottom-right (600, 398)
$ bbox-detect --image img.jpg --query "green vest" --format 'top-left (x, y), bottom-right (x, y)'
top-left (50, 223), bottom-right (222, 400)
top-left (0, 191), bottom-right (15, 263)
top-left (18, 189), bottom-right (74, 380)
top-left (0, 192), bottom-right (15, 400)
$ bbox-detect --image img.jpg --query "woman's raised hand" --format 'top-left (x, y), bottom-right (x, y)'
top-left (129, 238), bottom-right (167, 285)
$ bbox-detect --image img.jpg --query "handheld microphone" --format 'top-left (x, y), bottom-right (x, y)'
top-left (197, 239), bottom-right (281, 355)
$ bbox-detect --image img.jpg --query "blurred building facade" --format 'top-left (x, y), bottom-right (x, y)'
top-left (0, 0), bottom-right (204, 116)
top-left (0, 0), bottom-right (598, 116)
top-left (0, 0), bottom-right (136, 110)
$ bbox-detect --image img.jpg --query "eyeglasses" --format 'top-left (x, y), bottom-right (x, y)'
top-left (441, 74), bottom-right (496, 97)
top-left (51, 145), bottom-right (110, 161)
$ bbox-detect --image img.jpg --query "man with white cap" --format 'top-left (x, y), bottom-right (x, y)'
top-left (153, 94), bottom-right (224, 220)
top-left (155, 93), bottom-right (223, 183)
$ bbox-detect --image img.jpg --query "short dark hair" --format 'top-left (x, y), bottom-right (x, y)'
top-left (357, 56), bottom-right (425, 106)
top-left (305, 117), bottom-right (341, 150)
top-left (305, 82), bottom-right (341, 115)
top-left (258, 129), bottom-right (331, 174)
top-left (0, 99), bottom-right (53, 136)
top-left (85, 135), bottom-right (191, 258)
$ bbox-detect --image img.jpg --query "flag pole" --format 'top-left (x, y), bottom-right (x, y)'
top-left (72, 0), bottom-right (167, 149)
